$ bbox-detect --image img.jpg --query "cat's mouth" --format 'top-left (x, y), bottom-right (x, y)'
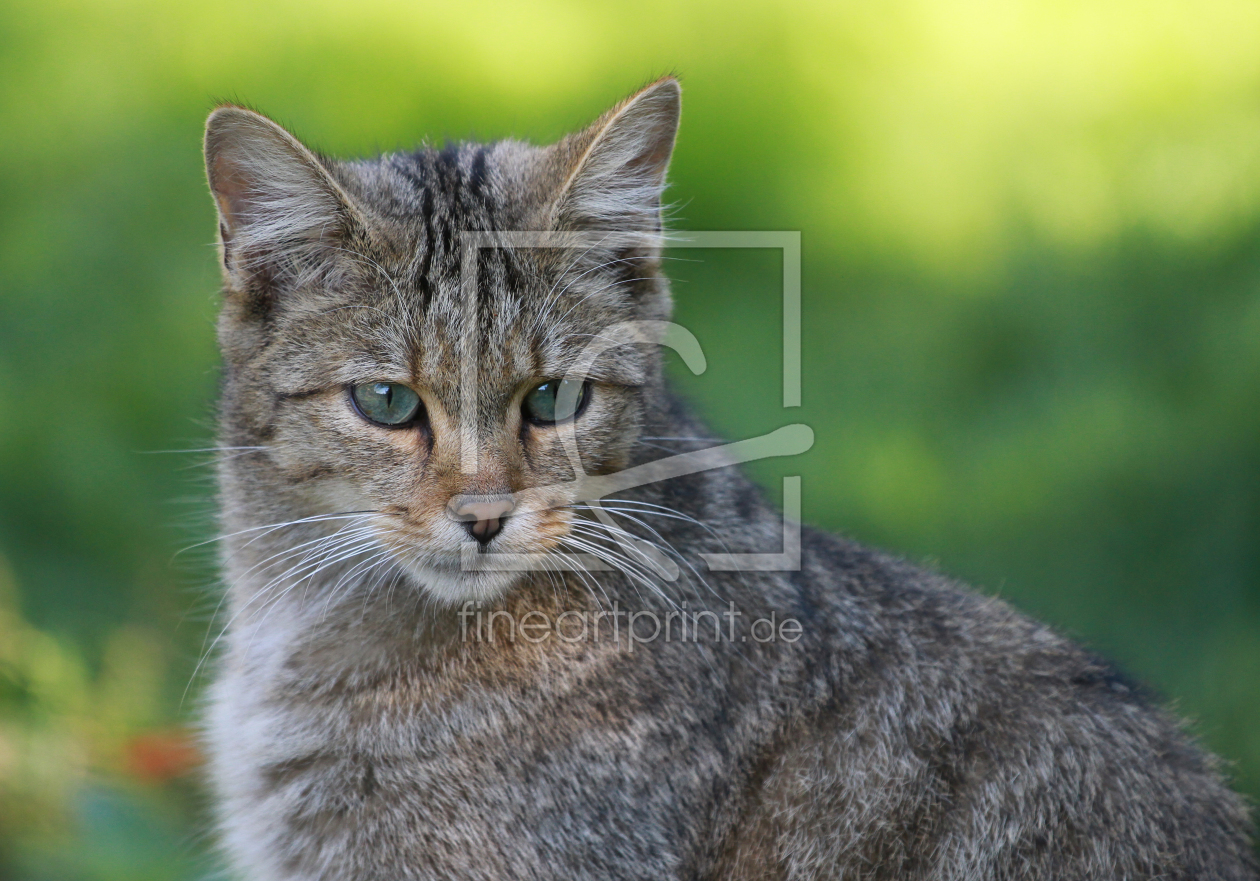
top-left (371, 507), bottom-right (574, 603)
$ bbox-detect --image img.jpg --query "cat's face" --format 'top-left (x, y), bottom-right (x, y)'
top-left (206, 80), bottom-right (680, 604)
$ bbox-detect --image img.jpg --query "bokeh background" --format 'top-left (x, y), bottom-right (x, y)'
top-left (2, 0), bottom-right (1259, 876)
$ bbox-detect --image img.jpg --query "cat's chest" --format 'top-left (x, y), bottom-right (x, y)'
top-left (215, 661), bottom-right (732, 879)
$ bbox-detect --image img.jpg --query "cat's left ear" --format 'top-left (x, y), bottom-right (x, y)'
top-left (204, 106), bottom-right (361, 295)
top-left (550, 77), bottom-right (681, 234)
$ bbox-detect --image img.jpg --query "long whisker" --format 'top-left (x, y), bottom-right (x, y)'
top-left (590, 497), bottom-right (735, 553)
top-left (236, 524), bottom-right (380, 583)
top-left (240, 535), bottom-right (386, 651)
top-left (570, 503), bottom-right (726, 605)
top-left (194, 519), bottom-right (379, 670)
top-left (140, 446), bottom-right (268, 454)
top-left (557, 533), bottom-right (643, 607)
top-left (186, 525), bottom-right (385, 703)
top-left (564, 523), bottom-right (681, 611)
top-left (176, 510), bottom-right (393, 559)
top-left (544, 543), bottom-right (614, 611)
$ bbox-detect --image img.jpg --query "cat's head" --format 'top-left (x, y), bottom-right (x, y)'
top-left (205, 79), bottom-right (681, 604)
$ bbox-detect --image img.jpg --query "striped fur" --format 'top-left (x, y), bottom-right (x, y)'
top-left (202, 78), bottom-right (1258, 880)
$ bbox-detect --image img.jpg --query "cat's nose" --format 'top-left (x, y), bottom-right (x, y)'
top-left (447, 496), bottom-right (515, 545)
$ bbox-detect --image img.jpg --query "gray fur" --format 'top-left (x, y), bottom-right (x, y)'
top-left (202, 78), bottom-right (1258, 879)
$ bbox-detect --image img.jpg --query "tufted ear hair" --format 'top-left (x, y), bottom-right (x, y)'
top-left (204, 106), bottom-right (360, 298)
top-left (550, 77), bottom-right (681, 238)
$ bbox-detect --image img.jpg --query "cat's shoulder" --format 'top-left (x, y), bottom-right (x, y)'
top-left (796, 525), bottom-right (1157, 716)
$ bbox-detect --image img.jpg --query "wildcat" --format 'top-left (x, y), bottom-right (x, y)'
top-left (202, 78), bottom-right (1258, 879)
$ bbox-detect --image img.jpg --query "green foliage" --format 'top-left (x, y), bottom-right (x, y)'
top-left (1, 0), bottom-right (1258, 874)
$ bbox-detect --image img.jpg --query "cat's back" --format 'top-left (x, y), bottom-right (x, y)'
top-left (737, 527), bottom-right (1259, 878)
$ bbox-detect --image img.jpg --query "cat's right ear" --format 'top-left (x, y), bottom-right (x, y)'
top-left (548, 77), bottom-right (681, 236)
top-left (204, 107), bottom-right (358, 298)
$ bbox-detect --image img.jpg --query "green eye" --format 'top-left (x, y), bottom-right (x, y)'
top-left (350, 382), bottom-right (422, 427)
top-left (523, 379), bottom-right (589, 425)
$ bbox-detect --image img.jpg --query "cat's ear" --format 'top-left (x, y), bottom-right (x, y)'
top-left (204, 106), bottom-right (358, 294)
top-left (550, 77), bottom-right (681, 235)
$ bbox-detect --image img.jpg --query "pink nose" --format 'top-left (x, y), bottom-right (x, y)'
top-left (448, 497), bottom-right (515, 545)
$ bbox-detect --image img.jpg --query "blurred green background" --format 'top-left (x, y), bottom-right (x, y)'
top-left (2, 0), bottom-right (1259, 876)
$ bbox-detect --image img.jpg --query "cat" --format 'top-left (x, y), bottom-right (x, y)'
top-left (201, 77), bottom-right (1258, 879)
